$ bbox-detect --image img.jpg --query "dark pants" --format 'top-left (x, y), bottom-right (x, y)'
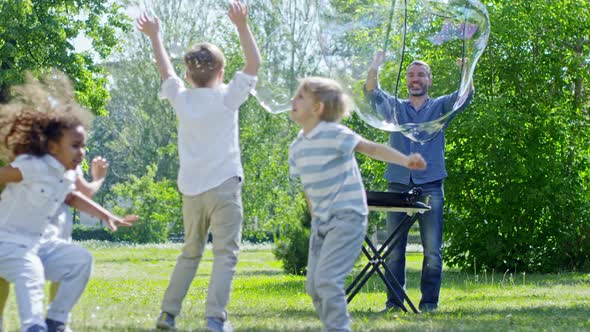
top-left (385, 180), bottom-right (444, 310)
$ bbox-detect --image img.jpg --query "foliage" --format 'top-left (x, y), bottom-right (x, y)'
top-left (273, 198), bottom-right (311, 275)
top-left (107, 164), bottom-right (182, 244)
top-left (0, 0), bottom-right (131, 114)
top-left (72, 224), bottom-right (114, 242)
top-left (444, 0), bottom-right (590, 273)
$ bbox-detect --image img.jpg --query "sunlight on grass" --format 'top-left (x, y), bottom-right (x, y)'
top-left (1, 243), bottom-right (588, 331)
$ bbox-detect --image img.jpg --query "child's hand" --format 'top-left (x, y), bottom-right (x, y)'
top-left (228, 0), bottom-right (248, 28)
top-left (370, 51), bottom-right (386, 71)
top-left (136, 12), bottom-right (160, 38)
top-left (406, 153), bottom-right (426, 170)
top-left (91, 156), bottom-right (109, 182)
top-left (106, 215), bottom-right (139, 232)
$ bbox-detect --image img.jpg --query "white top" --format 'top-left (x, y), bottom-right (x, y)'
top-left (0, 154), bottom-right (77, 246)
top-left (159, 72), bottom-right (257, 195)
top-left (289, 121), bottom-right (368, 222)
top-left (41, 166), bottom-right (84, 243)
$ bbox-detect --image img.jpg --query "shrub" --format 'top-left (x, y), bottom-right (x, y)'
top-left (273, 201), bottom-right (311, 275)
top-left (107, 164), bottom-right (182, 244)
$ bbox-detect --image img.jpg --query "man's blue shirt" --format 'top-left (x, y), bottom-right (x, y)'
top-left (367, 88), bottom-right (473, 185)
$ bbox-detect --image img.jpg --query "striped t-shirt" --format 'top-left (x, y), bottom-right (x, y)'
top-left (289, 121), bottom-right (368, 222)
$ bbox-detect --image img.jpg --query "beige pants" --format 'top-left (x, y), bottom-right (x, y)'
top-left (161, 177), bottom-right (243, 320)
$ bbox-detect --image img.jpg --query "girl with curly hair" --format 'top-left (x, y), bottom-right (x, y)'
top-left (0, 72), bottom-right (137, 332)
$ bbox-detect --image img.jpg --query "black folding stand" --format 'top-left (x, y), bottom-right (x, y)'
top-left (345, 189), bottom-right (431, 314)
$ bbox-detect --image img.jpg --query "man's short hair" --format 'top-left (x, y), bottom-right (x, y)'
top-left (406, 60), bottom-right (432, 79)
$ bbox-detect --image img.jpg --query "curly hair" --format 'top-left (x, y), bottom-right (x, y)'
top-left (0, 71), bottom-right (93, 162)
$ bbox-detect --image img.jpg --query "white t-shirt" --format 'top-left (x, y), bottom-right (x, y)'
top-left (159, 72), bottom-right (257, 195)
top-left (0, 154), bottom-right (77, 246)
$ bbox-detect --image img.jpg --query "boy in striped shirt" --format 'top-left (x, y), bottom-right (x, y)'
top-left (288, 77), bottom-right (426, 331)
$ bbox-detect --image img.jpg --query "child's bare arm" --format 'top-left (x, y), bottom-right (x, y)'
top-left (355, 138), bottom-right (426, 170)
top-left (137, 12), bottom-right (176, 80)
top-left (65, 191), bottom-right (138, 231)
top-left (0, 165), bottom-right (23, 185)
top-left (76, 156), bottom-right (109, 198)
top-left (229, 1), bottom-right (261, 76)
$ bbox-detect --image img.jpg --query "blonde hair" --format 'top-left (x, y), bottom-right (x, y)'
top-left (298, 77), bottom-right (352, 122)
top-left (184, 42), bottom-right (225, 87)
top-left (0, 71), bottom-right (93, 162)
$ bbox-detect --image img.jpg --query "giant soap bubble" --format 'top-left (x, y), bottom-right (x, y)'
top-left (318, 0), bottom-right (490, 142)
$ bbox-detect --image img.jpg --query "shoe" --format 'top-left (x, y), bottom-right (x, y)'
top-left (26, 325), bottom-right (45, 332)
top-left (205, 317), bottom-right (233, 332)
top-left (45, 318), bottom-right (73, 332)
top-left (156, 311), bottom-right (176, 330)
top-left (419, 303), bottom-right (438, 313)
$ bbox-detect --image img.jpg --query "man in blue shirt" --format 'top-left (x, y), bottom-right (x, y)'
top-left (364, 51), bottom-right (473, 312)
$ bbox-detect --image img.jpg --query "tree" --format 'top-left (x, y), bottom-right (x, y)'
top-left (0, 0), bottom-right (131, 114)
top-left (444, 0), bottom-right (590, 272)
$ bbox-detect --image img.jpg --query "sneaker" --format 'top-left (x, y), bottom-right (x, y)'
top-left (26, 325), bottom-right (46, 332)
top-left (205, 317), bottom-right (233, 332)
top-left (156, 311), bottom-right (176, 330)
top-left (419, 303), bottom-right (438, 313)
top-left (45, 318), bottom-right (73, 332)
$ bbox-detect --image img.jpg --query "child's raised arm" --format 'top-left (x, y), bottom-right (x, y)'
top-left (0, 165), bottom-right (23, 185)
top-left (137, 12), bottom-right (176, 80)
top-left (228, 0), bottom-right (261, 76)
top-left (76, 156), bottom-right (109, 198)
top-left (65, 191), bottom-right (138, 232)
top-left (355, 138), bottom-right (426, 170)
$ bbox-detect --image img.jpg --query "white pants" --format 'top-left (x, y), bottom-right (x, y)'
top-left (0, 240), bottom-right (92, 331)
top-left (306, 211), bottom-right (367, 332)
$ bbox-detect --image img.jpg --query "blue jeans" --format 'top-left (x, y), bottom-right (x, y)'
top-left (385, 180), bottom-right (444, 309)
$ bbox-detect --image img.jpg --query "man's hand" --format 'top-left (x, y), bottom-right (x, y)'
top-left (370, 51), bottom-right (387, 71)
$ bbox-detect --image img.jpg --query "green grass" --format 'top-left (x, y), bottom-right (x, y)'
top-left (2, 241), bottom-right (590, 331)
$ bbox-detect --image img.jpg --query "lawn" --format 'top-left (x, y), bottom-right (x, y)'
top-left (2, 241), bottom-right (589, 331)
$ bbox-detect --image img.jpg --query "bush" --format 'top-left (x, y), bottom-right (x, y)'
top-left (72, 224), bottom-right (114, 241)
top-left (273, 202), bottom-right (311, 275)
top-left (107, 164), bottom-right (182, 244)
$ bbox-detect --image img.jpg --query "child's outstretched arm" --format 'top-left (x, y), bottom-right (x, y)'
top-left (229, 0), bottom-right (261, 76)
top-left (355, 138), bottom-right (427, 170)
top-left (0, 165), bottom-right (23, 185)
top-left (65, 191), bottom-right (139, 231)
top-left (76, 156), bottom-right (109, 198)
top-left (137, 12), bottom-right (176, 80)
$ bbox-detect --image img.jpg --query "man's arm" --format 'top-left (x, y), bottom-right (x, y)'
top-left (137, 12), bottom-right (176, 80)
top-left (229, 1), bottom-right (261, 76)
top-left (365, 51), bottom-right (386, 92)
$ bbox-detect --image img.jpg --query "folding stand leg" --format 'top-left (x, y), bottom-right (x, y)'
top-left (345, 213), bottom-right (421, 314)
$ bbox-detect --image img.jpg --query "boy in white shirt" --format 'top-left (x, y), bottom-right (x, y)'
top-left (137, 1), bottom-right (260, 331)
